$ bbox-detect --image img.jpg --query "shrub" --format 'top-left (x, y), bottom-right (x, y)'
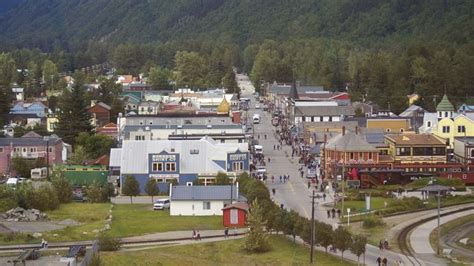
top-left (0, 185), bottom-right (18, 212)
top-left (362, 215), bottom-right (385, 228)
top-left (98, 234), bottom-right (121, 251)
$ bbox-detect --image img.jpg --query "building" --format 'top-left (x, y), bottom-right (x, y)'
top-left (366, 118), bottom-right (411, 133)
top-left (420, 95), bottom-right (474, 149)
top-left (118, 116), bottom-right (244, 143)
top-left (293, 105), bottom-right (355, 125)
top-left (96, 122), bottom-right (118, 139)
top-left (458, 104), bottom-right (474, 113)
top-left (88, 102), bottom-right (111, 128)
top-left (8, 101), bottom-right (49, 126)
top-left (137, 101), bottom-right (161, 115)
top-left (110, 138), bottom-right (249, 193)
top-left (453, 137), bottom-right (474, 164)
top-left (222, 202), bottom-right (249, 227)
top-left (46, 114), bottom-right (58, 132)
top-left (63, 165), bottom-right (108, 186)
top-left (12, 86), bottom-right (24, 101)
top-left (323, 128), bottom-right (379, 179)
top-left (385, 134), bottom-right (447, 164)
top-left (0, 132), bottom-right (64, 175)
top-left (169, 184), bottom-right (245, 216)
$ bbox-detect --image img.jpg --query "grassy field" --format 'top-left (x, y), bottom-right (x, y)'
top-left (109, 204), bottom-right (223, 238)
top-left (334, 197), bottom-right (393, 213)
top-left (0, 203), bottom-right (110, 244)
top-left (429, 214), bottom-right (474, 255)
top-left (100, 235), bottom-right (353, 266)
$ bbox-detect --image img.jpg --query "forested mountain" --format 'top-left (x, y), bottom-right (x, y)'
top-left (0, 0), bottom-right (472, 50)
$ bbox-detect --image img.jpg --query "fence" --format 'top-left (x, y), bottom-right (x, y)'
top-left (79, 241), bottom-right (99, 266)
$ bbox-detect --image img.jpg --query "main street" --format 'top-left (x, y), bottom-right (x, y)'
top-left (237, 76), bottom-right (417, 265)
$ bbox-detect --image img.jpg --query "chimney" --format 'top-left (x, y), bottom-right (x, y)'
top-left (342, 126), bottom-right (346, 136)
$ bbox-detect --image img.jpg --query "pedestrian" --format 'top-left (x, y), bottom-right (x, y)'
top-left (41, 238), bottom-right (48, 249)
top-left (379, 240), bottom-right (383, 250)
top-left (323, 193), bottom-right (326, 201)
top-left (272, 188), bottom-right (276, 196)
top-left (273, 144), bottom-right (276, 150)
top-left (287, 174), bottom-right (290, 180)
top-left (331, 208), bottom-right (336, 218)
top-left (279, 175), bottom-right (282, 183)
top-left (192, 230), bottom-right (196, 240)
top-left (280, 203), bottom-right (284, 209)
top-left (268, 157), bottom-right (271, 163)
top-left (197, 230), bottom-right (201, 241)
top-left (271, 175), bottom-right (274, 183)
top-left (257, 134), bottom-right (260, 140)
top-left (382, 257), bottom-right (387, 266)
top-left (327, 209), bottom-right (330, 218)
top-left (224, 227), bottom-right (229, 239)
top-left (308, 181), bottom-right (311, 189)
top-left (376, 256), bottom-right (382, 266)
top-left (264, 134), bottom-right (267, 139)
top-left (337, 209), bottom-right (341, 218)
top-left (384, 239), bottom-right (389, 249)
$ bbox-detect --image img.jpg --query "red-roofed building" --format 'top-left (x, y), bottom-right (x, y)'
top-left (222, 202), bottom-right (249, 227)
top-left (96, 123), bottom-right (118, 139)
top-left (88, 102), bottom-right (111, 128)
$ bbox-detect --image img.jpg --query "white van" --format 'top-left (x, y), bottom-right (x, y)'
top-left (254, 145), bottom-right (263, 154)
top-left (253, 114), bottom-right (260, 124)
top-left (153, 199), bottom-right (171, 210)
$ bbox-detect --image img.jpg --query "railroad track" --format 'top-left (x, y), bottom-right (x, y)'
top-left (397, 206), bottom-right (474, 266)
top-left (0, 233), bottom-right (246, 254)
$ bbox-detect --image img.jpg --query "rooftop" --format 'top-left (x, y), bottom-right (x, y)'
top-left (325, 131), bottom-right (378, 152)
top-left (385, 134), bottom-right (446, 146)
top-left (295, 106), bottom-right (355, 116)
top-left (436, 94), bottom-right (455, 112)
top-left (171, 185), bottom-right (245, 201)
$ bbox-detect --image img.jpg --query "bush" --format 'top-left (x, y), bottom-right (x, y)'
top-left (362, 215), bottom-right (385, 228)
top-left (380, 197), bottom-right (425, 215)
top-left (98, 234), bottom-right (121, 251)
top-left (407, 177), bottom-right (465, 191)
top-left (0, 186), bottom-right (18, 212)
top-left (19, 183), bottom-right (60, 211)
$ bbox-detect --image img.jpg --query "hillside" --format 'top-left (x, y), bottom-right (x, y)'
top-left (0, 0), bottom-right (472, 50)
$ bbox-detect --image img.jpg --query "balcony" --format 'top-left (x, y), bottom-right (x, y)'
top-left (11, 151), bottom-right (47, 159)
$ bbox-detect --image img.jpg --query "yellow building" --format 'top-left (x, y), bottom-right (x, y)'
top-left (46, 114), bottom-right (58, 132)
top-left (385, 134), bottom-right (447, 164)
top-left (367, 118), bottom-right (411, 133)
top-left (430, 94), bottom-right (474, 148)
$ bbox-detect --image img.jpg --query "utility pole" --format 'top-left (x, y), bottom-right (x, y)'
top-left (310, 190), bottom-right (316, 264)
top-left (342, 162), bottom-right (345, 219)
top-left (437, 189), bottom-right (441, 255)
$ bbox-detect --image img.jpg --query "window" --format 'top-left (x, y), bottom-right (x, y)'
top-left (22, 148), bottom-right (27, 153)
top-left (152, 162), bottom-right (163, 172)
top-left (190, 149), bottom-right (199, 154)
top-left (171, 148), bottom-right (175, 152)
top-left (444, 112), bottom-right (448, 118)
top-left (359, 153), bottom-right (363, 160)
top-left (48, 147), bottom-right (53, 153)
top-left (203, 202), bottom-right (211, 210)
top-left (0, 148), bottom-right (3, 153)
top-left (29, 147), bottom-right (37, 153)
top-left (149, 121), bottom-right (153, 125)
top-left (350, 153), bottom-right (354, 160)
top-left (427, 121), bottom-right (432, 127)
top-left (14, 147), bottom-right (20, 153)
top-left (471, 149), bottom-right (474, 158)
top-left (220, 139), bottom-right (225, 143)
top-left (396, 147), bottom-right (411, 156)
top-left (368, 152), bottom-right (373, 160)
top-left (232, 161), bottom-right (244, 171)
top-left (400, 128), bottom-right (404, 133)
top-left (135, 135), bottom-right (145, 140)
top-left (442, 126), bottom-right (450, 133)
top-left (386, 128), bottom-right (391, 133)
top-left (458, 125), bottom-right (466, 133)
top-left (165, 162), bottom-right (176, 172)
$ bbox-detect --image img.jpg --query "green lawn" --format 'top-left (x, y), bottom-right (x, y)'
top-left (43, 203), bottom-right (110, 242)
top-left (335, 197), bottom-right (393, 213)
top-left (429, 214), bottom-right (474, 257)
top-left (100, 235), bottom-right (353, 266)
top-left (109, 204), bottom-right (223, 238)
top-left (0, 203), bottom-right (110, 244)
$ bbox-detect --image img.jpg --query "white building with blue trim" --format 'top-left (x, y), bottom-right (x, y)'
top-left (110, 137), bottom-right (249, 193)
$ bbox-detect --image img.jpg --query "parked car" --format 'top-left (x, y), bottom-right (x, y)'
top-left (153, 199), bottom-right (171, 210)
top-left (255, 104), bottom-right (260, 109)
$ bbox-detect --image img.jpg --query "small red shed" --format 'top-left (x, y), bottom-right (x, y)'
top-left (222, 202), bottom-right (249, 227)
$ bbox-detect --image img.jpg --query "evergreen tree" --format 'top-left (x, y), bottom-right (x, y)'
top-left (122, 175), bottom-right (140, 204)
top-left (333, 226), bottom-right (352, 260)
top-left (350, 234), bottom-right (367, 265)
top-left (0, 53), bottom-right (16, 127)
top-left (144, 179), bottom-right (159, 203)
top-left (244, 198), bottom-right (271, 253)
top-left (56, 81), bottom-right (92, 145)
top-left (51, 168), bottom-right (73, 203)
top-left (148, 66), bottom-right (170, 90)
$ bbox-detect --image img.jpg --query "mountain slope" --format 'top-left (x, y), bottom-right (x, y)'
top-left (0, 0), bottom-right (473, 50)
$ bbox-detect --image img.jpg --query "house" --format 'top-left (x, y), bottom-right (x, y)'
top-left (116, 75), bottom-right (134, 86)
top-left (222, 202), bottom-right (249, 227)
top-left (420, 95), bottom-right (474, 149)
top-left (88, 102), bottom-right (111, 128)
top-left (138, 101), bottom-right (161, 115)
top-left (385, 134), bottom-right (447, 164)
top-left (123, 93), bottom-right (141, 112)
top-left (0, 132), bottom-right (64, 175)
top-left (169, 184), bottom-right (246, 216)
top-left (8, 101), bottom-right (49, 126)
top-left (63, 165), bottom-right (108, 186)
top-left (399, 105), bottom-right (426, 131)
top-left (46, 114), bottom-right (59, 132)
top-left (453, 137), bottom-right (474, 164)
top-left (458, 104), bottom-right (474, 113)
top-left (12, 86), bottom-right (24, 101)
top-left (110, 138), bottom-right (249, 193)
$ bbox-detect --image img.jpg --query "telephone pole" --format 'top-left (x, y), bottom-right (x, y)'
top-left (310, 190), bottom-right (316, 264)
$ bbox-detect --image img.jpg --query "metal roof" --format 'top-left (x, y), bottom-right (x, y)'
top-left (295, 106), bottom-right (355, 116)
top-left (171, 185), bottom-right (244, 201)
top-left (325, 132), bottom-right (378, 152)
top-left (0, 134), bottom-right (62, 146)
